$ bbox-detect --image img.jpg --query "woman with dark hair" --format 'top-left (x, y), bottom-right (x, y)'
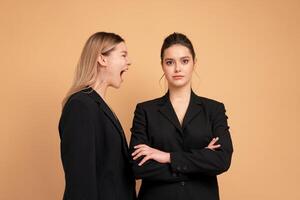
top-left (129, 32), bottom-right (233, 200)
top-left (59, 32), bottom-right (136, 200)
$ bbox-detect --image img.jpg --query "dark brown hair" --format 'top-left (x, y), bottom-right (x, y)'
top-left (160, 32), bottom-right (196, 61)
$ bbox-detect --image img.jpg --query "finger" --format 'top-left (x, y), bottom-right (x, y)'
top-left (208, 138), bottom-right (217, 146)
top-left (208, 144), bottom-right (221, 150)
top-left (131, 150), bottom-right (139, 156)
top-left (134, 144), bottom-right (148, 149)
top-left (132, 148), bottom-right (145, 156)
top-left (210, 137), bottom-right (219, 145)
top-left (211, 144), bottom-right (221, 148)
top-left (133, 145), bottom-right (150, 155)
top-left (133, 150), bottom-right (149, 160)
top-left (206, 147), bottom-right (215, 151)
top-left (139, 155), bottom-right (151, 166)
top-left (133, 152), bottom-right (143, 160)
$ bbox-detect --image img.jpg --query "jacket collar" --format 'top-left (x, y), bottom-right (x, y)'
top-left (158, 89), bottom-right (203, 134)
top-left (82, 88), bottom-right (129, 154)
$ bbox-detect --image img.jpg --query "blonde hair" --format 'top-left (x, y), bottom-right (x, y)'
top-left (62, 32), bottom-right (124, 108)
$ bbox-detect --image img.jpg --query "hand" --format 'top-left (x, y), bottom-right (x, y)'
top-left (206, 137), bottom-right (221, 151)
top-left (132, 144), bottom-right (170, 166)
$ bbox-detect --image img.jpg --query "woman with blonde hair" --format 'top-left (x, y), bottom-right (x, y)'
top-left (59, 32), bottom-right (136, 200)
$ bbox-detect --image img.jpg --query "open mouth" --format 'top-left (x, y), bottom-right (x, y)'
top-left (120, 70), bottom-right (125, 76)
top-left (120, 69), bottom-right (128, 77)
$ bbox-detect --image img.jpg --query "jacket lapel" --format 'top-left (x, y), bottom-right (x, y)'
top-left (84, 89), bottom-right (129, 157)
top-left (158, 90), bottom-right (203, 134)
top-left (182, 91), bottom-right (203, 130)
top-left (99, 103), bottom-right (124, 135)
top-left (158, 92), bottom-right (183, 135)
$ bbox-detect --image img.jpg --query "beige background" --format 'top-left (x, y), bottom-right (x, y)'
top-left (1, 0), bottom-right (299, 199)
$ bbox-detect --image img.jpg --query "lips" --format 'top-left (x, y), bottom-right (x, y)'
top-left (173, 75), bottom-right (184, 79)
top-left (120, 68), bottom-right (128, 81)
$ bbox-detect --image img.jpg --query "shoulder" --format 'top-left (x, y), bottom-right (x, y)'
top-left (62, 91), bottom-right (98, 115)
top-left (198, 95), bottom-right (224, 109)
top-left (195, 95), bottom-right (227, 117)
top-left (135, 96), bottom-right (165, 110)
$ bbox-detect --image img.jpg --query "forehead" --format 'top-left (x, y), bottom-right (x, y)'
top-left (113, 41), bottom-right (127, 52)
top-left (163, 44), bottom-right (192, 59)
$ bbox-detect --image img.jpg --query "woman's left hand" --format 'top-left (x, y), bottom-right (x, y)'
top-left (132, 144), bottom-right (170, 166)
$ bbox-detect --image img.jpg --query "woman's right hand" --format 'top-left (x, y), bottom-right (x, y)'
top-left (132, 144), bottom-right (170, 166)
top-left (206, 137), bottom-right (221, 151)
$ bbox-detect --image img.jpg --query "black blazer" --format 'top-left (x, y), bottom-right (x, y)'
top-left (59, 89), bottom-right (136, 200)
top-left (129, 90), bottom-right (233, 200)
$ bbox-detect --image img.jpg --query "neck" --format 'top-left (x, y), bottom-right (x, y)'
top-left (91, 80), bottom-right (108, 100)
top-left (168, 83), bottom-right (191, 102)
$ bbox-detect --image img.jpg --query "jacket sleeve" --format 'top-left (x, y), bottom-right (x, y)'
top-left (59, 99), bottom-right (98, 200)
top-left (129, 103), bottom-right (188, 182)
top-left (170, 103), bottom-right (233, 176)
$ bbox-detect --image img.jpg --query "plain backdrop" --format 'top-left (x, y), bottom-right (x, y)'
top-left (0, 0), bottom-right (299, 199)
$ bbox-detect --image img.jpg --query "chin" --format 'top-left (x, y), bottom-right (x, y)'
top-left (169, 80), bottom-right (189, 88)
top-left (169, 82), bottom-right (190, 88)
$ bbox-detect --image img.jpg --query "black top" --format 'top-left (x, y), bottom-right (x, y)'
top-left (59, 88), bottom-right (136, 200)
top-left (129, 90), bottom-right (233, 200)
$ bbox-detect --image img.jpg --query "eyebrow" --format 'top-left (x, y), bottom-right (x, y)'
top-left (181, 56), bottom-right (191, 59)
top-left (121, 51), bottom-right (128, 54)
top-left (164, 56), bottom-right (191, 61)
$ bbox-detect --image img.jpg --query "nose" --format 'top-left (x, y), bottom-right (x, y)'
top-left (127, 57), bottom-right (131, 67)
top-left (175, 63), bottom-right (181, 72)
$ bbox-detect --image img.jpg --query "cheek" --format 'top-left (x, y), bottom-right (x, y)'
top-left (162, 66), bottom-right (171, 75)
top-left (108, 55), bottom-right (123, 66)
top-left (109, 60), bottom-right (122, 73)
top-left (185, 65), bottom-right (194, 76)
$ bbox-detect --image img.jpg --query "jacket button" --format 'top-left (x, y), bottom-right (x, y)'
top-left (183, 166), bottom-right (187, 171)
top-left (172, 172), bottom-right (178, 177)
top-left (181, 181), bottom-right (185, 186)
top-left (176, 166), bottom-right (181, 171)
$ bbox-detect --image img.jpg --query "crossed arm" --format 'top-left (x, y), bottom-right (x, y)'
top-left (129, 103), bottom-right (233, 181)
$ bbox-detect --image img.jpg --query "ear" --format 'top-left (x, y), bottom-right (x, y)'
top-left (193, 58), bottom-right (197, 69)
top-left (97, 54), bottom-right (108, 67)
top-left (161, 61), bottom-right (165, 70)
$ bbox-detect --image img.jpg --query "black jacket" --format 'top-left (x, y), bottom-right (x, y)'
top-left (59, 89), bottom-right (136, 200)
top-left (129, 91), bottom-right (233, 200)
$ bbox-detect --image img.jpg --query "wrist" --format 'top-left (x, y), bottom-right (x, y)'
top-left (166, 152), bottom-right (171, 163)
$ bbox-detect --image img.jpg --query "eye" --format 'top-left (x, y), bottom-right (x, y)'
top-left (165, 60), bottom-right (173, 66)
top-left (182, 59), bottom-right (189, 64)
